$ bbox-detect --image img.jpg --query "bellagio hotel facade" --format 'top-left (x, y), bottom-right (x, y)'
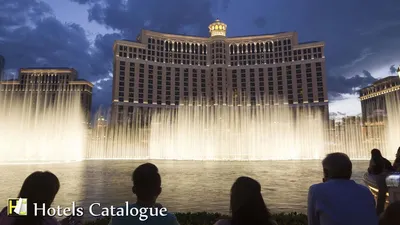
top-left (111, 20), bottom-right (328, 124)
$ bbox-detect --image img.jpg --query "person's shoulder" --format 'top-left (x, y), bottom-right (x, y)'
top-left (162, 211), bottom-right (180, 224)
top-left (144, 211), bottom-right (179, 225)
top-left (0, 207), bottom-right (15, 225)
top-left (309, 182), bottom-right (325, 192)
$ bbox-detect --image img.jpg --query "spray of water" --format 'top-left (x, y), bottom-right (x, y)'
top-left (88, 94), bottom-right (399, 160)
top-left (0, 88), bottom-right (86, 163)
top-left (1, 87), bottom-right (399, 162)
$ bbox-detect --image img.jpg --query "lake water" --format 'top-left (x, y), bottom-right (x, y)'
top-left (0, 160), bottom-right (369, 216)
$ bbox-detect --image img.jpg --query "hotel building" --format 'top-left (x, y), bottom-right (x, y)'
top-left (111, 19), bottom-right (328, 124)
top-left (359, 74), bottom-right (400, 127)
top-left (0, 68), bottom-right (93, 123)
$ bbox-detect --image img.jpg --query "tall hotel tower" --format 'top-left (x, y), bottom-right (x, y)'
top-left (111, 19), bottom-right (328, 124)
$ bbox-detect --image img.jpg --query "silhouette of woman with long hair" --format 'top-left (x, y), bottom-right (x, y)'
top-left (368, 149), bottom-right (395, 215)
top-left (214, 176), bottom-right (277, 225)
top-left (0, 171), bottom-right (61, 225)
top-left (368, 149), bottom-right (394, 175)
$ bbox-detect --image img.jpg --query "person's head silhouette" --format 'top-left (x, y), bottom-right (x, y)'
top-left (379, 201), bottom-right (400, 225)
top-left (13, 171), bottom-right (60, 225)
top-left (371, 149), bottom-right (383, 159)
top-left (132, 163), bottom-right (161, 206)
top-left (230, 176), bottom-right (273, 225)
top-left (322, 152), bottom-right (352, 182)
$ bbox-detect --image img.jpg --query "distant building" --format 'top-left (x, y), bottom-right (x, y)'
top-left (0, 68), bottom-right (93, 123)
top-left (359, 75), bottom-right (400, 127)
top-left (342, 116), bottom-right (362, 125)
top-left (96, 116), bottom-right (108, 129)
top-left (111, 19), bottom-right (328, 124)
top-left (0, 55), bottom-right (4, 80)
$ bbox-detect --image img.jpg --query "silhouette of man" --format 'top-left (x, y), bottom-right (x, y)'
top-left (308, 153), bottom-right (378, 225)
top-left (109, 163), bottom-right (179, 225)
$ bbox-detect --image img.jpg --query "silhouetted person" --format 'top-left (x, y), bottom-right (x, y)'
top-left (393, 147), bottom-right (400, 172)
top-left (214, 176), bottom-right (277, 225)
top-left (0, 171), bottom-right (70, 225)
top-left (368, 149), bottom-right (394, 215)
top-left (368, 149), bottom-right (394, 175)
top-left (379, 201), bottom-right (400, 225)
top-left (108, 163), bottom-right (179, 225)
top-left (307, 152), bottom-right (378, 225)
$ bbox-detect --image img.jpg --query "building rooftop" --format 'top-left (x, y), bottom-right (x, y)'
top-left (360, 76), bottom-right (399, 90)
top-left (20, 67), bottom-right (77, 71)
top-left (116, 19), bottom-right (321, 44)
top-left (299, 41), bottom-right (321, 45)
top-left (137, 29), bottom-right (297, 39)
top-left (371, 76), bottom-right (399, 85)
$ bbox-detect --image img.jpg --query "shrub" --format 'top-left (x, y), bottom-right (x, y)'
top-left (83, 211), bottom-right (308, 225)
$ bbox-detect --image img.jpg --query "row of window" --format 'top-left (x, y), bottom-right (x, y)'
top-left (117, 37), bottom-right (322, 66)
top-left (1, 84), bottom-right (92, 92)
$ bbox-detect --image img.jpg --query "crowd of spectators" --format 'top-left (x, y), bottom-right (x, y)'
top-left (1, 148), bottom-right (400, 225)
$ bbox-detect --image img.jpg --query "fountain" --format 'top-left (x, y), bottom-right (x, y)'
top-left (0, 89), bottom-right (86, 163)
top-left (1, 88), bottom-right (399, 162)
top-left (87, 94), bottom-right (399, 160)
top-left (385, 92), bottom-right (400, 156)
top-left (148, 105), bottom-right (325, 160)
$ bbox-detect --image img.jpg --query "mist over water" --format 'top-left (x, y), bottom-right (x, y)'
top-left (0, 90), bottom-right (86, 163)
top-left (148, 106), bottom-right (325, 160)
top-left (88, 94), bottom-right (399, 160)
top-left (385, 93), bottom-right (400, 155)
top-left (1, 88), bottom-right (399, 162)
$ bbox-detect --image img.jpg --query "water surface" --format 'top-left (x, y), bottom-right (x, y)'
top-left (0, 160), bottom-right (369, 215)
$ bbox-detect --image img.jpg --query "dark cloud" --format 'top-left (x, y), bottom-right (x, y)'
top-left (83, 0), bottom-right (216, 38)
top-left (0, 0), bottom-right (113, 112)
top-left (1, 0), bottom-right (223, 112)
top-left (248, 0), bottom-right (400, 76)
top-left (327, 70), bottom-right (377, 99)
top-left (71, 0), bottom-right (224, 110)
top-left (1, 1), bottom-right (89, 73)
top-left (390, 65), bottom-right (397, 74)
top-left (0, 0), bottom-right (53, 27)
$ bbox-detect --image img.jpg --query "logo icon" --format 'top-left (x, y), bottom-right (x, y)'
top-left (7, 198), bottom-right (28, 216)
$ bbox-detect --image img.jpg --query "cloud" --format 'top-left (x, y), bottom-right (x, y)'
top-left (0, 0), bottom-right (53, 27)
top-left (1, 1), bottom-right (89, 73)
top-left (390, 65), bottom-right (398, 74)
top-left (339, 48), bottom-right (374, 70)
top-left (359, 20), bottom-right (400, 36)
top-left (0, 0), bottom-right (114, 111)
top-left (2, 0), bottom-right (400, 117)
top-left (329, 93), bottom-right (362, 117)
top-left (83, 0), bottom-right (217, 38)
top-left (327, 70), bottom-right (377, 99)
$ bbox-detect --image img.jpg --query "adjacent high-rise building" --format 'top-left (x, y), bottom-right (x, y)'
top-left (0, 68), bottom-right (93, 123)
top-left (359, 74), bottom-right (400, 128)
top-left (111, 19), bottom-right (328, 124)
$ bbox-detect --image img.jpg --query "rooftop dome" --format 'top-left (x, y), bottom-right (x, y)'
top-left (208, 19), bottom-right (227, 37)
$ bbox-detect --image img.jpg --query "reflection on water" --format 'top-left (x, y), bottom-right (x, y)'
top-left (0, 160), bottom-right (369, 215)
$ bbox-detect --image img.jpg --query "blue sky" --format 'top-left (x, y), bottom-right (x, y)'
top-left (1, 0), bottom-right (400, 117)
